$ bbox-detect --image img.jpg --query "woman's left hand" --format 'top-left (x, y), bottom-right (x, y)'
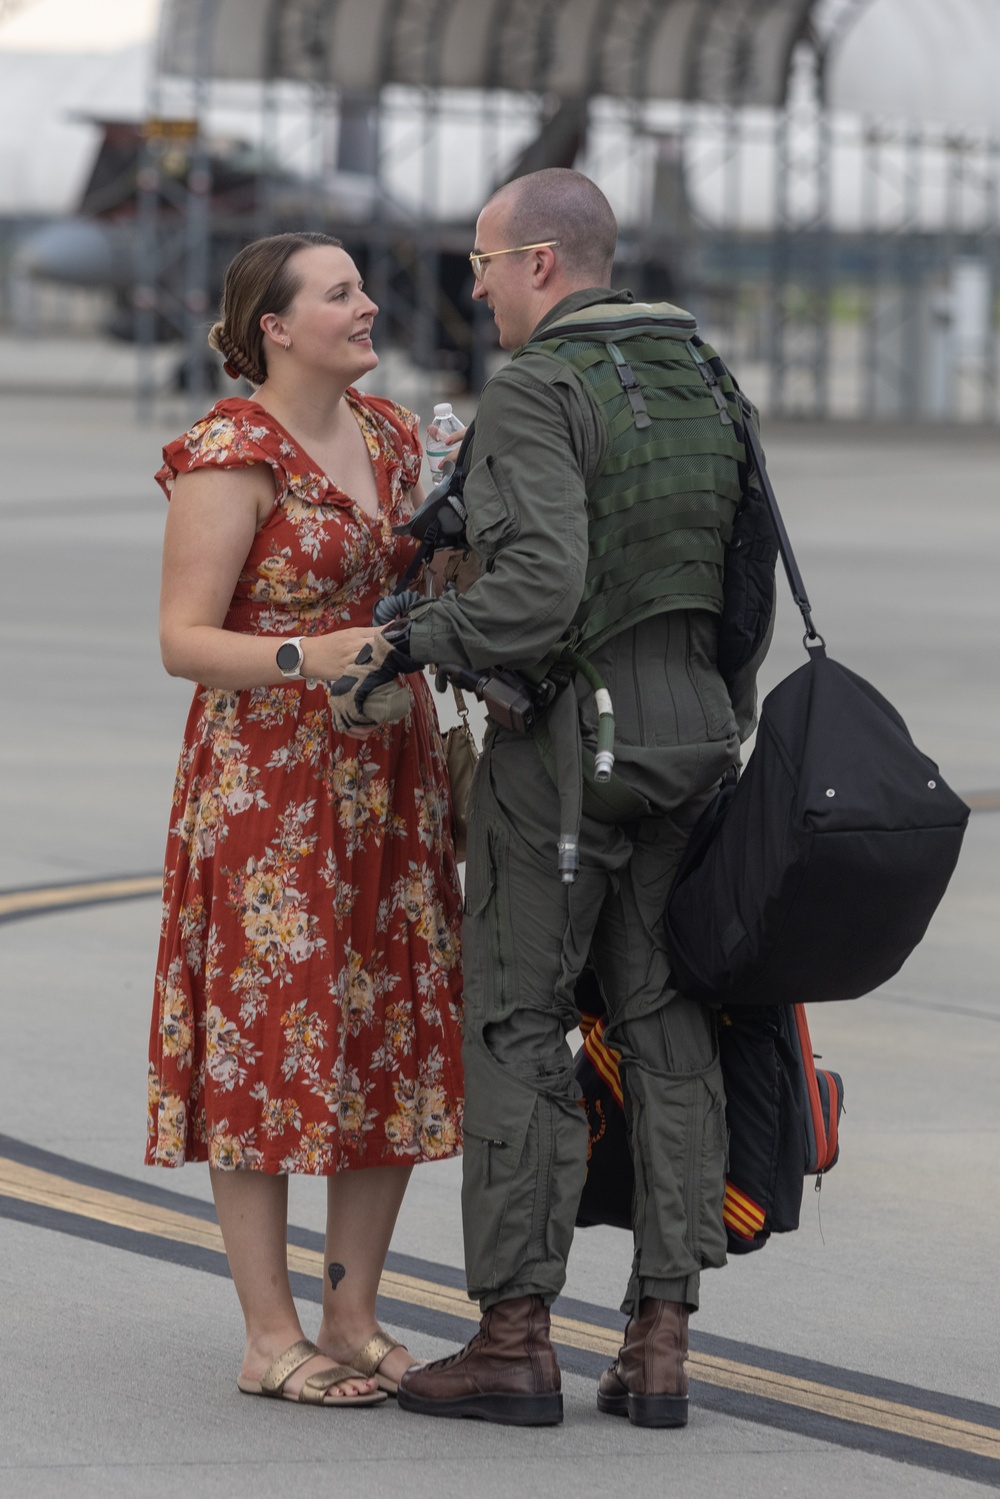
top-left (301, 626), bottom-right (379, 683)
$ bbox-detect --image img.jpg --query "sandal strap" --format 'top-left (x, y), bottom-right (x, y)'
top-left (350, 1330), bottom-right (401, 1378)
top-left (299, 1363), bottom-right (369, 1405)
top-left (259, 1338), bottom-right (321, 1396)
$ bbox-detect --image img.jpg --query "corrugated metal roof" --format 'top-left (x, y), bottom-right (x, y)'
top-left (157, 0), bottom-right (832, 107)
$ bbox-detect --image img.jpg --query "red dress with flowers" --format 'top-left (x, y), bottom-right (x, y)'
top-left (145, 392), bottom-right (464, 1174)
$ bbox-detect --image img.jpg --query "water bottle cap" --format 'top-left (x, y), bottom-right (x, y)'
top-left (433, 403), bottom-right (453, 417)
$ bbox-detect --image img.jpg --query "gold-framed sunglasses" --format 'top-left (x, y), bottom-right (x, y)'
top-left (468, 240), bottom-right (560, 281)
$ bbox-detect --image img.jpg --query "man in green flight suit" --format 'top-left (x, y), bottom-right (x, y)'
top-left (349, 168), bottom-right (769, 1428)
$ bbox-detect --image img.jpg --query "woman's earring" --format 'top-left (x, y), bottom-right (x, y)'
top-left (283, 339), bottom-right (292, 351)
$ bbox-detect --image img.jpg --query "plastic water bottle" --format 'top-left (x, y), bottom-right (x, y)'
top-left (425, 403), bottom-right (464, 483)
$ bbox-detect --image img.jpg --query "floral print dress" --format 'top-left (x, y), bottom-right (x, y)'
top-left (146, 392), bottom-right (464, 1174)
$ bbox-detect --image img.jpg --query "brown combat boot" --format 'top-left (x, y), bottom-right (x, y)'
top-left (597, 1297), bottom-right (689, 1428)
top-left (396, 1294), bottom-right (562, 1426)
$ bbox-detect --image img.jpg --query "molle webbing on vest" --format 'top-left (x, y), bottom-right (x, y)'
top-left (521, 303), bottom-right (746, 657)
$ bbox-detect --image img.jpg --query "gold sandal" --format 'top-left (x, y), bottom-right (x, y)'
top-left (348, 1329), bottom-right (421, 1395)
top-left (236, 1338), bottom-right (387, 1406)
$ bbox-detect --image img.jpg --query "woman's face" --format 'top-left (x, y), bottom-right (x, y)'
top-left (268, 244), bottom-right (379, 382)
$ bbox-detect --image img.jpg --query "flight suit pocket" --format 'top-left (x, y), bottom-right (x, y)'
top-left (461, 822), bottom-right (514, 1024)
top-left (463, 833), bottom-right (493, 918)
top-left (461, 1039), bottom-right (538, 1294)
top-left (467, 454), bottom-right (521, 560)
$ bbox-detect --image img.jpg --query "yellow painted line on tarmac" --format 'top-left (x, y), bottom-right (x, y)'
top-left (0, 875), bottom-right (162, 921)
top-left (0, 1156), bottom-right (225, 1253)
top-left (543, 1312), bottom-right (1000, 1460)
top-left (1, 1155), bottom-right (998, 1463)
top-left (680, 1357), bottom-right (1000, 1460)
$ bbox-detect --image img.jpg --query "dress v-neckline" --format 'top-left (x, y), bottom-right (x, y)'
top-left (239, 394), bottom-right (385, 522)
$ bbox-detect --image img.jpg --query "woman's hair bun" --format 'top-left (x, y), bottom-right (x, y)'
top-left (209, 320), bottom-right (256, 383)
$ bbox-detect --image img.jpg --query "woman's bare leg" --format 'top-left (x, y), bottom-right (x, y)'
top-left (211, 1168), bottom-right (377, 1400)
top-left (315, 1163), bottom-right (415, 1386)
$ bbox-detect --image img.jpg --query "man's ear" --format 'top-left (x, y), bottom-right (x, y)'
top-left (530, 246), bottom-right (560, 289)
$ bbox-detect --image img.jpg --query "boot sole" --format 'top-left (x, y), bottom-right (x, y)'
top-left (396, 1386), bottom-right (563, 1426)
top-left (596, 1389), bottom-right (629, 1417)
top-left (627, 1393), bottom-right (688, 1428)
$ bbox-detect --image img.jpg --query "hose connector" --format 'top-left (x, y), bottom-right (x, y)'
top-left (594, 750), bottom-right (614, 781)
top-left (593, 687), bottom-right (615, 782)
top-left (557, 834), bottom-right (580, 884)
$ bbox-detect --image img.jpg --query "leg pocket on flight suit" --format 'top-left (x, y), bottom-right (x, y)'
top-left (463, 820), bottom-right (517, 1025)
top-left (460, 1037), bottom-right (540, 1295)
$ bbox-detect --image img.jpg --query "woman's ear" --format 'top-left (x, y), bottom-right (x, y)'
top-left (259, 312), bottom-right (286, 346)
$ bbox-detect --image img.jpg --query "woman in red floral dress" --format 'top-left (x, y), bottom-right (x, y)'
top-left (147, 233), bottom-right (463, 1406)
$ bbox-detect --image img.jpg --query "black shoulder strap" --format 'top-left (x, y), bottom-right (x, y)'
top-left (451, 416), bottom-right (476, 477)
top-left (692, 335), bottom-right (820, 652)
top-left (736, 396), bottom-right (822, 650)
top-left (391, 418), bottom-right (477, 597)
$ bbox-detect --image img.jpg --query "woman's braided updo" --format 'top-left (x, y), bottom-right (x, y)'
top-left (208, 231), bottom-right (344, 387)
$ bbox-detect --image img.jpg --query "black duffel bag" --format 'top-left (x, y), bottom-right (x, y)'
top-left (574, 992), bottom-right (844, 1255)
top-left (664, 410), bottom-right (969, 1008)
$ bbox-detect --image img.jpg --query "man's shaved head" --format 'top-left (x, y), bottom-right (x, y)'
top-left (485, 169), bottom-right (617, 286)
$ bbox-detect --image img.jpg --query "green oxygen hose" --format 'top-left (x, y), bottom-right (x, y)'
top-left (561, 650), bottom-right (615, 783)
top-left (547, 683), bottom-right (584, 884)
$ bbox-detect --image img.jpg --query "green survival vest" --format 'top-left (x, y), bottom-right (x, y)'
top-left (515, 300), bottom-right (747, 658)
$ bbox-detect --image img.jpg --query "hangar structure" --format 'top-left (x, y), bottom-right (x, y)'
top-left (156, 0), bottom-right (859, 104)
top-left (138, 0), bottom-right (1000, 421)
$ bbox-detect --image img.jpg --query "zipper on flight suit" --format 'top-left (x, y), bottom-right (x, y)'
top-left (463, 1131), bottom-right (507, 1186)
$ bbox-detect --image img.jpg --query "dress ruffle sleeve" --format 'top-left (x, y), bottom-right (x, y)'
top-left (155, 398), bottom-right (330, 507)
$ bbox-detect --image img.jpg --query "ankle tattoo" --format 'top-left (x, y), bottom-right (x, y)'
top-left (328, 1262), bottom-right (346, 1291)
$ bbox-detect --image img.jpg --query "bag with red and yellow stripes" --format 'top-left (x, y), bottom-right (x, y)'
top-left (574, 984), bottom-right (843, 1255)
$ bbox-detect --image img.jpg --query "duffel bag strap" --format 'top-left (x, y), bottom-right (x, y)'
top-left (738, 398), bottom-right (825, 656)
top-left (702, 333), bottom-right (826, 657)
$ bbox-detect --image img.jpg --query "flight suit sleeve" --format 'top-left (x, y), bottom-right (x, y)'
top-left (406, 363), bottom-right (601, 671)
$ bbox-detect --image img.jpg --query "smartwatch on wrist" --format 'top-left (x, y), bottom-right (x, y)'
top-left (275, 636), bottom-right (305, 679)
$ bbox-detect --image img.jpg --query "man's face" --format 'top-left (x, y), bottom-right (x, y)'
top-left (470, 201), bottom-right (538, 351)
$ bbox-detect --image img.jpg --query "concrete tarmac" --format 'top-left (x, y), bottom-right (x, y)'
top-left (1, 392), bottom-right (998, 1496)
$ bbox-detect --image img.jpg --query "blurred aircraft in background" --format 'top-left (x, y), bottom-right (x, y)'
top-left (17, 119), bottom-right (412, 335)
top-left (13, 99), bottom-right (649, 390)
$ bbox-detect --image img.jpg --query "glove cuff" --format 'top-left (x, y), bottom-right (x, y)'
top-left (381, 620), bottom-right (421, 670)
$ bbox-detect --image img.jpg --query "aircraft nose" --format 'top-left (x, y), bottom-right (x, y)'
top-left (15, 219), bottom-right (129, 286)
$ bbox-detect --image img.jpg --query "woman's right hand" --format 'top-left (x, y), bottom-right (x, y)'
top-left (427, 423), bottom-right (466, 448)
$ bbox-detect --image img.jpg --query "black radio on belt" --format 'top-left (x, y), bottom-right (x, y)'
top-left (434, 666), bottom-right (554, 735)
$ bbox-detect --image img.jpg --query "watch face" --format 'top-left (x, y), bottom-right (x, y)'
top-left (276, 641), bottom-right (302, 673)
